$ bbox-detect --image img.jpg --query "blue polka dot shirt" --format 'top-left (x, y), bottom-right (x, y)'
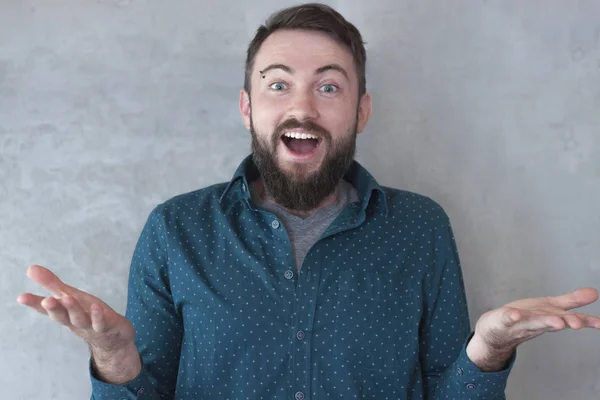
top-left (90, 155), bottom-right (515, 399)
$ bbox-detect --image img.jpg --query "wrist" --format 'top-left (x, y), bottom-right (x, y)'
top-left (466, 332), bottom-right (515, 372)
top-left (91, 342), bottom-right (141, 384)
top-left (91, 340), bottom-right (137, 361)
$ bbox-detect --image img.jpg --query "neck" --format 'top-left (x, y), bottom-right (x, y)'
top-left (251, 178), bottom-right (340, 219)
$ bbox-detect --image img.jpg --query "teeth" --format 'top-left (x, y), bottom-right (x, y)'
top-left (283, 132), bottom-right (318, 140)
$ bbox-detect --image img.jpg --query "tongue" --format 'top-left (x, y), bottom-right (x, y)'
top-left (287, 138), bottom-right (317, 154)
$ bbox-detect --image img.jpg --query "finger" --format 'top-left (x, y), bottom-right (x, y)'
top-left (90, 304), bottom-right (107, 333)
top-left (26, 265), bottom-right (74, 299)
top-left (547, 287), bottom-right (599, 311)
top-left (545, 316), bottom-right (567, 332)
top-left (572, 312), bottom-right (600, 329)
top-left (520, 310), bottom-right (600, 331)
top-left (517, 314), bottom-right (565, 333)
top-left (41, 297), bottom-right (73, 327)
top-left (61, 295), bottom-right (91, 329)
top-left (500, 307), bottom-right (559, 328)
top-left (562, 314), bottom-right (583, 330)
top-left (17, 293), bottom-right (49, 315)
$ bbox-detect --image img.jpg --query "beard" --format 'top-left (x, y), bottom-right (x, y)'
top-left (251, 115), bottom-right (358, 213)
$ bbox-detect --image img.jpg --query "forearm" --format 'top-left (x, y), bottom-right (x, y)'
top-left (424, 333), bottom-right (515, 399)
top-left (90, 342), bottom-right (142, 385)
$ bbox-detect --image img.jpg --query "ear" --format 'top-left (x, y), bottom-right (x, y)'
top-left (356, 92), bottom-right (372, 134)
top-left (239, 89), bottom-right (251, 130)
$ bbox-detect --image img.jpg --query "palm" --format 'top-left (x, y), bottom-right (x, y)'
top-left (17, 265), bottom-right (135, 352)
top-left (475, 287), bottom-right (600, 350)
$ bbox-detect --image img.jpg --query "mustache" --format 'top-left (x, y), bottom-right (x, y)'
top-left (272, 119), bottom-right (331, 144)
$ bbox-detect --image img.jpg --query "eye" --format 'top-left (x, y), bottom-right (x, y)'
top-left (319, 84), bottom-right (339, 94)
top-left (269, 82), bottom-right (288, 91)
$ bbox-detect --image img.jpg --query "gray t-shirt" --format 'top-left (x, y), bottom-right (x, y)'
top-left (251, 179), bottom-right (359, 272)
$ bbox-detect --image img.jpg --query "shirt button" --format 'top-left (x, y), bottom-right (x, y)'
top-left (466, 383), bottom-right (476, 390)
top-left (296, 330), bottom-right (305, 340)
top-left (457, 367), bottom-right (463, 376)
top-left (271, 219), bottom-right (280, 229)
top-left (295, 391), bottom-right (304, 400)
top-left (136, 387), bottom-right (145, 396)
top-left (284, 270), bottom-right (294, 280)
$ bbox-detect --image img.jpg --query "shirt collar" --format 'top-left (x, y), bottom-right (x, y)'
top-left (219, 154), bottom-right (388, 216)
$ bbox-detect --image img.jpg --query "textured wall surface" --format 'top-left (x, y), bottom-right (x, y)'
top-left (1, 1), bottom-right (599, 399)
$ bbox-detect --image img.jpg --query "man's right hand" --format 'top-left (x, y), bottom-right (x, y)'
top-left (17, 264), bottom-right (142, 384)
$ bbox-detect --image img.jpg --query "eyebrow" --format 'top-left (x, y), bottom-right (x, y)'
top-left (259, 63), bottom-right (350, 82)
top-left (315, 64), bottom-right (349, 82)
top-left (259, 64), bottom-right (294, 77)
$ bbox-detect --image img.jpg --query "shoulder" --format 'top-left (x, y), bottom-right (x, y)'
top-left (380, 186), bottom-right (451, 227)
top-left (149, 182), bottom-right (230, 221)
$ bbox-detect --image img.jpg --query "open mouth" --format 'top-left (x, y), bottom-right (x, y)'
top-left (280, 131), bottom-right (322, 156)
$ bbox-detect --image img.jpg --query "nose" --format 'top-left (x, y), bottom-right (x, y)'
top-left (287, 90), bottom-right (320, 122)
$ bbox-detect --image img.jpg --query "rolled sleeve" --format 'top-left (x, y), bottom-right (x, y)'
top-left (89, 204), bottom-right (183, 399)
top-left (420, 206), bottom-right (514, 399)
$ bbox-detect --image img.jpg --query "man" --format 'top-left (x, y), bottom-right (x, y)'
top-left (18, 3), bottom-right (600, 399)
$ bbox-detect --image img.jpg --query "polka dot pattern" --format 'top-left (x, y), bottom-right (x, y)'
top-left (90, 155), bottom-right (515, 399)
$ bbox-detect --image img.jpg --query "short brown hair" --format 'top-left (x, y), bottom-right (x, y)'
top-left (244, 3), bottom-right (367, 97)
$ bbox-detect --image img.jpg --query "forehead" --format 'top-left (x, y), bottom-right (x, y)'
top-left (253, 29), bottom-right (356, 76)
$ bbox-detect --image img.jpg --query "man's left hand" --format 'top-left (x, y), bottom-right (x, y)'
top-left (466, 287), bottom-right (600, 371)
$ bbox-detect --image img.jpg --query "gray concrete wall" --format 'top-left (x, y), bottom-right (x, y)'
top-left (1, 1), bottom-right (599, 399)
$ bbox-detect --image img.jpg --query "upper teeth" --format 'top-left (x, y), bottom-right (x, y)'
top-left (283, 132), bottom-right (318, 140)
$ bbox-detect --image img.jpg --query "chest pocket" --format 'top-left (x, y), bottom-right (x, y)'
top-left (333, 270), bottom-right (415, 371)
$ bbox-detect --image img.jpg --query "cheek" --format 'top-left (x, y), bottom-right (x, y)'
top-left (318, 103), bottom-right (356, 136)
top-left (251, 110), bottom-right (276, 135)
top-left (251, 98), bottom-right (285, 130)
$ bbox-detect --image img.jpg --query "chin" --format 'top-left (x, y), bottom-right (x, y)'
top-left (278, 158), bottom-right (322, 176)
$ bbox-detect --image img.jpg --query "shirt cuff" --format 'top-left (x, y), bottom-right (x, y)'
top-left (89, 357), bottom-right (154, 399)
top-left (451, 331), bottom-right (516, 398)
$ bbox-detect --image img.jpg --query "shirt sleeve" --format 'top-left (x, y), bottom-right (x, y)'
top-left (419, 210), bottom-right (516, 399)
top-left (90, 204), bottom-right (184, 399)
